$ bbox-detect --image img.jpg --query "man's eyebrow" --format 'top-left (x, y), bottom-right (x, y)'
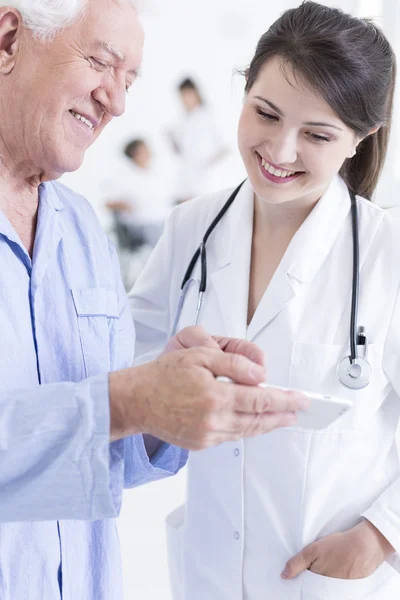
top-left (254, 95), bottom-right (343, 131)
top-left (100, 40), bottom-right (124, 61)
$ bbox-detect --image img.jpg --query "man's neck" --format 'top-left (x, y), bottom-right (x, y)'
top-left (0, 167), bottom-right (41, 257)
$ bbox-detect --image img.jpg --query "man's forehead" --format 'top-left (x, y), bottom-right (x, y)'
top-left (80, 1), bottom-right (144, 69)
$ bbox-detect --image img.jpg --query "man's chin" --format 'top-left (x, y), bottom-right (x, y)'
top-left (41, 154), bottom-right (86, 182)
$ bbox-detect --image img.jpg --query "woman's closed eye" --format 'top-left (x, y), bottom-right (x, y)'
top-left (256, 108), bottom-right (279, 121)
top-left (307, 132), bottom-right (331, 143)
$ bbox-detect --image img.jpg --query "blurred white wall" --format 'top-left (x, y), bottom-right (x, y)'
top-left (62, 1), bottom-right (400, 598)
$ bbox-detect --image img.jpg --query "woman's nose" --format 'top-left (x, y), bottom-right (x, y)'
top-left (266, 132), bottom-right (298, 167)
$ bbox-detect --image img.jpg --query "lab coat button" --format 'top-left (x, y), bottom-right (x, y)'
top-left (234, 531), bottom-right (240, 540)
top-left (234, 448), bottom-right (240, 457)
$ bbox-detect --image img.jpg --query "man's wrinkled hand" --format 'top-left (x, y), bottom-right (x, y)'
top-left (164, 326), bottom-right (265, 368)
top-left (110, 341), bottom-right (309, 448)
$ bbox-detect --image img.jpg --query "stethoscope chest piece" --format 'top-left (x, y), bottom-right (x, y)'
top-left (336, 356), bottom-right (372, 390)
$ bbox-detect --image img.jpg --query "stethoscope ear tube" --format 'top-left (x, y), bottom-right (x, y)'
top-left (199, 242), bottom-right (207, 293)
top-left (349, 191), bottom-right (360, 363)
top-left (181, 180), bottom-right (247, 290)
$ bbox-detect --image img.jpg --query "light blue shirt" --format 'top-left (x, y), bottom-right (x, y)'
top-left (0, 181), bottom-right (187, 599)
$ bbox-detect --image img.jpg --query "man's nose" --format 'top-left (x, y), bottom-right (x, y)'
top-left (93, 75), bottom-right (126, 118)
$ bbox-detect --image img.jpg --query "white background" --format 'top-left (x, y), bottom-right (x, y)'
top-left (63, 1), bottom-right (400, 597)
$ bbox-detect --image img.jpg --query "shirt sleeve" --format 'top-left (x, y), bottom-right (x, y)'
top-left (362, 282), bottom-right (400, 573)
top-left (0, 373), bottom-right (115, 522)
top-left (107, 241), bottom-right (188, 501)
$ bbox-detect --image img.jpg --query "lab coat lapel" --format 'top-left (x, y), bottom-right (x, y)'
top-left (247, 176), bottom-right (351, 341)
top-left (209, 181), bottom-right (254, 339)
top-left (246, 269), bottom-right (297, 341)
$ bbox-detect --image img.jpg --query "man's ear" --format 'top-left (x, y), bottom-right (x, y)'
top-left (0, 8), bottom-right (22, 74)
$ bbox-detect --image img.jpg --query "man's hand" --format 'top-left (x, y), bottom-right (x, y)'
top-left (164, 326), bottom-right (265, 368)
top-left (281, 521), bottom-right (395, 581)
top-left (109, 342), bottom-right (309, 449)
top-left (139, 326), bottom-right (265, 456)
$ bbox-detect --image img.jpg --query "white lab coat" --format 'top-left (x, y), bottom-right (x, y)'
top-left (131, 177), bottom-right (400, 599)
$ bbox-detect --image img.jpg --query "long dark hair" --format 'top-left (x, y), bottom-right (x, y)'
top-left (245, 1), bottom-right (396, 200)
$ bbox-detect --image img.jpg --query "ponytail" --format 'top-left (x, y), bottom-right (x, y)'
top-left (340, 59), bottom-right (396, 200)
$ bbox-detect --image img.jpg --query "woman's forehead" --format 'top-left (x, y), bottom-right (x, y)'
top-left (250, 58), bottom-right (343, 124)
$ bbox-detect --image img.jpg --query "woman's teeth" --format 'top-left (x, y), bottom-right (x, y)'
top-left (70, 110), bottom-right (94, 131)
top-left (261, 157), bottom-right (297, 178)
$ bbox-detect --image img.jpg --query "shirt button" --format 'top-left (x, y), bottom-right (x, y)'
top-left (234, 449), bottom-right (240, 457)
top-left (234, 531), bottom-right (240, 540)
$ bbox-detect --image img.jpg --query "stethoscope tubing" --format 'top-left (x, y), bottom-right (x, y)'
top-left (172, 180), bottom-right (371, 389)
top-left (350, 193), bottom-right (360, 363)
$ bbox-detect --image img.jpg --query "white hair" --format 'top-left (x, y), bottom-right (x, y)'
top-left (2, 0), bottom-right (139, 40)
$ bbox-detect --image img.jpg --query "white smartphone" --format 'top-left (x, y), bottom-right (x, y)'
top-left (217, 377), bottom-right (352, 430)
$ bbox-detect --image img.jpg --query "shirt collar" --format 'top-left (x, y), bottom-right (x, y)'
top-left (40, 182), bottom-right (65, 212)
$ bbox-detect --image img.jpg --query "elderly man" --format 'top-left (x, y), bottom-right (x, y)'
top-left (0, 0), bottom-right (307, 598)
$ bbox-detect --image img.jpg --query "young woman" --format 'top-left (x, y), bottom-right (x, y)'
top-left (130, 2), bottom-right (400, 598)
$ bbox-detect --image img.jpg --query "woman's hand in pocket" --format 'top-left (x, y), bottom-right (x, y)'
top-left (281, 521), bottom-right (395, 581)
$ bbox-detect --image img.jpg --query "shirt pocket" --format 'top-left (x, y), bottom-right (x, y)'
top-left (289, 341), bottom-right (389, 432)
top-left (71, 288), bottom-right (119, 377)
top-left (301, 561), bottom-right (396, 600)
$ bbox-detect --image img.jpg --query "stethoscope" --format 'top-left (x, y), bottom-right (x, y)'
top-left (171, 180), bottom-right (372, 390)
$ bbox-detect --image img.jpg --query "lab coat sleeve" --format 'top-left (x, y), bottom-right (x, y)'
top-left (128, 217), bottom-right (175, 366)
top-left (107, 241), bottom-right (188, 497)
top-left (127, 211), bottom-right (189, 475)
top-left (362, 281), bottom-right (400, 572)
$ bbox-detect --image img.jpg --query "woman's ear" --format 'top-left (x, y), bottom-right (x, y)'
top-left (349, 126), bottom-right (381, 158)
top-left (0, 8), bottom-right (22, 74)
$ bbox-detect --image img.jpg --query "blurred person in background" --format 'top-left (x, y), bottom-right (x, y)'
top-left (104, 137), bottom-right (175, 288)
top-left (0, 0), bottom-right (309, 599)
top-left (105, 137), bottom-right (174, 249)
top-left (167, 77), bottom-right (230, 203)
top-left (131, 2), bottom-right (400, 598)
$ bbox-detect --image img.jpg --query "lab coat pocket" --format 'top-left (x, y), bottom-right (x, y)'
top-left (166, 505), bottom-right (185, 600)
top-left (301, 561), bottom-right (395, 599)
top-left (289, 342), bottom-right (387, 431)
top-left (71, 288), bottom-right (119, 377)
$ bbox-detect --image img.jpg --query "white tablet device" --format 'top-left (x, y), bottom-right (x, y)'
top-left (217, 377), bottom-right (352, 430)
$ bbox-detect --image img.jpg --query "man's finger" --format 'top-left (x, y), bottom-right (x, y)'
top-left (233, 411), bottom-right (298, 437)
top-left (177, 326), bottom-right (221, 349)
top-left (281, 546), bottom-right (316, 580)
top-left (165, 326), bottom-right (220, 353)
top-left (213, 336), bottom-right (265, 367)
top-left (208, 350), bottom-right (266, 386)
top-left (232, 384), bottom-right (310, 415)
